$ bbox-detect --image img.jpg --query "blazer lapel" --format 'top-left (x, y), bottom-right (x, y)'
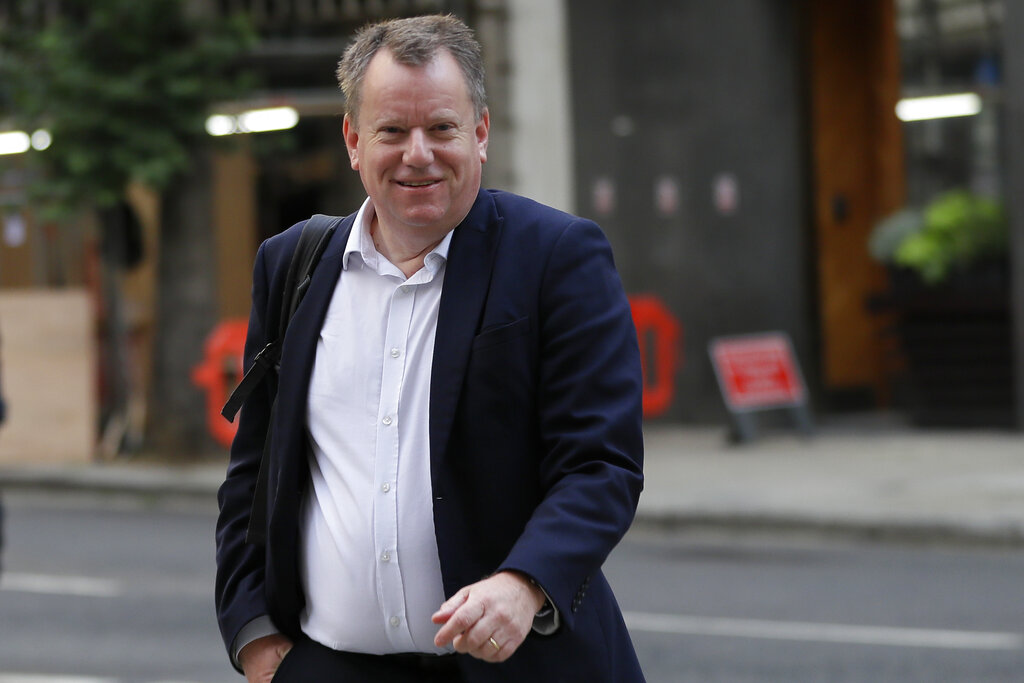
top-left (429, 191), bottom-right (503, 470)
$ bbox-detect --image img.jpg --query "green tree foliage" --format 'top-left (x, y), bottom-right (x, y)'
top-left (0, 0), bottom-right (254, 220)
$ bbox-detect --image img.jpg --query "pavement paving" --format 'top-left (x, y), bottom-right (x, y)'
top-left (2, 415), bottom-right (1024, 545)
top-left (639, 422), bottom-right (1024, 545)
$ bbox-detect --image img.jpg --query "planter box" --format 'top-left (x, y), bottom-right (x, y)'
top-left (876, 264), bottom-right (1014, 428)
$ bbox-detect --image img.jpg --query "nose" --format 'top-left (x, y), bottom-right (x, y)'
top-left (403, 128), bottom-right (433, 167)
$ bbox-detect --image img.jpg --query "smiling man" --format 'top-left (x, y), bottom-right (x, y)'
top-left (215, 14), bottom-right (646, 683)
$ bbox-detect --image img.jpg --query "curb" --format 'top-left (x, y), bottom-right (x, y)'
top-left (0, 466), bottom-right (221, 501)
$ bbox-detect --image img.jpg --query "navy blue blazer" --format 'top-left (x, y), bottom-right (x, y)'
top-left (216, 189), bottom-right (646, 682)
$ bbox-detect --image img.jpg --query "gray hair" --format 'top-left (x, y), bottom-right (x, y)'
top-left (336, 14), bottom-right (487, 125)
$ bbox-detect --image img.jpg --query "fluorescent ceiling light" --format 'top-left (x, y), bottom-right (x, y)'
top-left (0, 129), bottom-right (52, 154)
top-left (239, 107), bottom-right (299, 133)
top-left (0, 131), bottom-right (31, 155)
top-left (896, 93), bottom-right (982, 122)
top-left (206, 106), bottom-right (299, 136)
top-left (205, 114), bottom-right (236, 136)
top-left (30, 129), bottom-right (52, 150)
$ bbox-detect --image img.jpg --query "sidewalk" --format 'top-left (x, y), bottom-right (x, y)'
top-left (3, 419), bottom-right (1024, 545)
top-left (639, 423), bottom-right (1024, 545)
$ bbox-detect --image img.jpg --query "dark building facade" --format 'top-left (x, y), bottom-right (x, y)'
top-left (567, 0), bottom-right (812, 422)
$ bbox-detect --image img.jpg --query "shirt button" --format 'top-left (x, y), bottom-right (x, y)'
top-left (381, 482), bottom-right (391, 493)
top-left (382, 416), bottom-right (393, 426)
top-left (390, 616), bottom-right (401, 628)
top-left (390, 348), bottom-right (401, 358)
top-left (381, 550), bottom-right (391, 562)
top-left (400, 285), bottom-right (411, 294)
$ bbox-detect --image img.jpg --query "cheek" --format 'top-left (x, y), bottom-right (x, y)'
top-left (359, 150), bottom-right (394, 177)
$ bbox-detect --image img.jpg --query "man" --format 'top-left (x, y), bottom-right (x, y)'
top-left (216, 14), bottom-right (645, 682)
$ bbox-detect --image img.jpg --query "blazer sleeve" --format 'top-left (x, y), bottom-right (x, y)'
top-left (498, 218), bottom-right (644, 630)
top-left (214, 240), bottom-right (277, 657)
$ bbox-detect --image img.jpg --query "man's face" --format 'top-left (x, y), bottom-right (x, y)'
top-left (343, 48), bottom-right (489, 240)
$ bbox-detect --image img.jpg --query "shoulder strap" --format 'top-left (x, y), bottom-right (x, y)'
top-left (221, 215), bottom-right (342, 422)
top-left (229, 214), bottom-right (342, 547)
top-left (277, 214), bottom-right (342, 341)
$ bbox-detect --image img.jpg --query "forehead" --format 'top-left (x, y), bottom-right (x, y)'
top-left (359, 48), bottom-right (473, 118)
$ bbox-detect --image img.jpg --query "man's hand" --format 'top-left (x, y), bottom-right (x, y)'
top-left (239, 633), bottom-right (293, 683)
top-left (432, 570), bottom-right (546, 663)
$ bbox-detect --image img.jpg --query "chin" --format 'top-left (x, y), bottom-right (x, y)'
top-left (400, 209), bottom-right (450, 229)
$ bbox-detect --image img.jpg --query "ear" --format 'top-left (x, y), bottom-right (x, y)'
top-left (476, 108), bottom-right (490, 164)
top-left (343, 114), bottom-right (360, 170)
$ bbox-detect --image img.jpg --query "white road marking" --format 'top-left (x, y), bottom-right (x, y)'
top-left (0, 679), bottom-right (208, 683)
top-left (0, 676), bottom-right (118, 683)
top-left (0, 677), bottom-right (207, 683)
top-left (623, 612), bottom-right (1024, 651)
top-left (0, 573), bottom-right (122, 598)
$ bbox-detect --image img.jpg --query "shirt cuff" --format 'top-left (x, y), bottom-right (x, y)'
top-left (530, 583), bottom-right (561, 635)
top-left (231, 615), bottom-right (280, 669)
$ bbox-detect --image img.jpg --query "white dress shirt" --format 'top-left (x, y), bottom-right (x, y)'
top-left (300, 198), bottom-right (453, 655)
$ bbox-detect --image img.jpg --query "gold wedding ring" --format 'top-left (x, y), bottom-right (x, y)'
top-left (488, 636), bottom-right (501, 652)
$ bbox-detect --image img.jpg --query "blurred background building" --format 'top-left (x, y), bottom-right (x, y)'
top-left (0, 0), bottom-right (1019, 459)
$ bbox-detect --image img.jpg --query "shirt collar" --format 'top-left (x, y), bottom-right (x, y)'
top-left (343, 198), bottom-right (454, 276)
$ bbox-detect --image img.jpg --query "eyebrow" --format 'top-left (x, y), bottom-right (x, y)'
top-left (370, 106), bottom-right (464, 127)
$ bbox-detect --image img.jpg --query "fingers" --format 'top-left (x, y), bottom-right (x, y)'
top-left (431, 587), bottom-right (469, 626)
top-left (432, 572), bottom-right (540, 663)
top-left (462, 631), bottom-right (509, 663)
top-left (240, 634), bottom-right (293, 683)
top-left (433, 590), bottom-right (484, 648)
top-left (452, 620), bottom-right (509, 663)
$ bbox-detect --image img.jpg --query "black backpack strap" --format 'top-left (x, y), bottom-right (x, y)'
top-left (277, 214), bottom-right (343, 340)
top-left (237, 214), bottom-right (343, 546)
top-left (221, 214), bottom-right (342, 422)
top-left (220, 339), bottom-right (280, 422)
top-left (244, 398), bottom-right (277, 546)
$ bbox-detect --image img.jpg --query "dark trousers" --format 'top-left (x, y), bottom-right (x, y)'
top-left (272, 636), bottom-right (466, 683)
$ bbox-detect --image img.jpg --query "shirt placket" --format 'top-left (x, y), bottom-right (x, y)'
top-left (374, 281), bottom-right (416, 650)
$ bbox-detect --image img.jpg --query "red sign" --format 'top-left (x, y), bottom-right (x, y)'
top-left (709, 333), bottom-right (805, 411)
top-left (192, 319), bottom-right (248, 448)
top-left (629, 295), bottom-right (682, 417)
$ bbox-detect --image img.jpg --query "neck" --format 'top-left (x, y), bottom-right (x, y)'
top-left (370, 216), bottom-right (445, 278)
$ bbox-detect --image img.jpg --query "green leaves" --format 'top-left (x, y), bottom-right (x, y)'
top-left (0, 0), bottom-right (254, 221)
top-left (896, 191), bottom-right (1007, 285)
top-left (871, 190), bottom-right (1008, 285)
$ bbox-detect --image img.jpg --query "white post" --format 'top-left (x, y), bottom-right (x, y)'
top-left (507, 0), bottom-right (575, 213)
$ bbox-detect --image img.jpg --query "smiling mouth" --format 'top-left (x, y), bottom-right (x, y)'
top-left (397, 180), bottom-right (439, 188)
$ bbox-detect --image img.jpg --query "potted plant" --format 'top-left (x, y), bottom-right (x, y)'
top-left (869, 190), bottom-right (1013, 427)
